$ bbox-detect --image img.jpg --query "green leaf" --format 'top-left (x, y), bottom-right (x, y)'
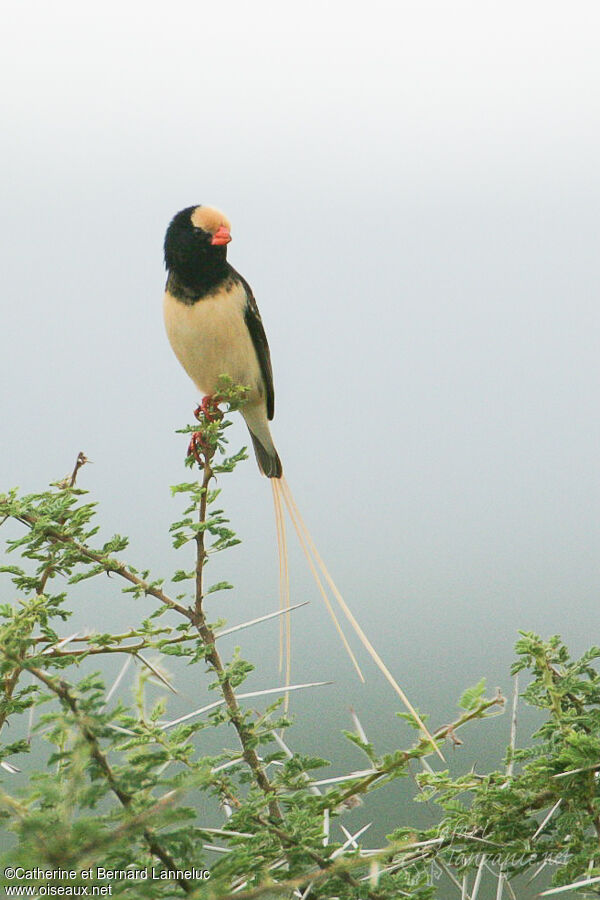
top-left (207, 581), bottom-right (233, 594)
top-left (458, 678), bottom-right (487, 710)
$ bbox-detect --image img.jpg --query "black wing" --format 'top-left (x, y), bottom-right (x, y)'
top-left (232, 268), bottom-right (275, 421)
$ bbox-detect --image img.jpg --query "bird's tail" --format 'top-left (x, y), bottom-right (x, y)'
top-left (249, 430), bottom-right (283, 479)
top-left (242, 404), bottom-right (283, 479)
top-left (271, 475), bottom-right (444, 760)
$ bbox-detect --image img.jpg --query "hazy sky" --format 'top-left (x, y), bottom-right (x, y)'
top-left (2, 0), bottom-right (600, 866)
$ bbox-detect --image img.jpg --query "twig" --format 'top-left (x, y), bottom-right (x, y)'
top-left (69, 451), bottom-right (89, 487)
top-left (333, 694), bottom-right (504, 809)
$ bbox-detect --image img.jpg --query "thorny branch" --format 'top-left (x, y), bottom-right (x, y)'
top-left (188, 408), bottom-right (283, 822)
top-left (10, 512), bottom-right (191, 619)
top-left (333, 692), bottom-right (505, 809)
top-left (0, 453), bottom-right (89, 732)
top-left (24, 664), bottom-right (193, 894)
top-left (184, 403), bottom-right (384, 899)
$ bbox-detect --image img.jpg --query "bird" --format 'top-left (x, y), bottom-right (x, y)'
top-left (163, 205), bottom-right (281, 479)
top-left (162, 204), bottom-right (442, 757)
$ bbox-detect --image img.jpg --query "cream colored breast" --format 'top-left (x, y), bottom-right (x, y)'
top-left (163, 281), bottom-right (263, 400)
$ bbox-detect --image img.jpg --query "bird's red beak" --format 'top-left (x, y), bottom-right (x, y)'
top-left (211, 226), bottom-right (232, 246)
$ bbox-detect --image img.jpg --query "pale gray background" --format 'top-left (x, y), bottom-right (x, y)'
top-left (2, 1), bottom-right (600, 891)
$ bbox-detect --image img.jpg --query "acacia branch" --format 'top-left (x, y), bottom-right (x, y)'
top-left (190, 444), bottom-right (282, 821)
top-left (253, 814), bottom-right (385, 900)
top-left (332, 693), bottom-right (505, 808)
top-left (12, 510), bottom-right (191, 619)
top-left (0, 521), bottom-right (68, 732)
top-left (25, 664), bottom-right (193, 894)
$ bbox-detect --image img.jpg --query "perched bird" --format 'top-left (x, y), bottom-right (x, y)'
top-left (163, 205), bottom-right (281, 478)
top-left (162, 204), bottom-right (442, 758)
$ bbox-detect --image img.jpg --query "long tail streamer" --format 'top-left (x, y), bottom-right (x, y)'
top-left (271, 475), bottom-right (443, 761)
top-left (271, 479), bottom-right (291, 708)
top-left (273, 480), bottom-right (364, 682)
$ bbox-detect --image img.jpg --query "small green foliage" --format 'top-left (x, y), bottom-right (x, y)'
top-left (458, 676), bottom-right (487, 710)
top-left (396, 707), bottom-right (430, 729)
top-left (342, 729), bottom-right (378, 764)
top-left (207, 581), bottom-right (233, 594)
top-left (1, 397), bottom-right (599, 897)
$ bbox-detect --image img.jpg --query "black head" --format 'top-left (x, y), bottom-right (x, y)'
top-left (164, 205), bottom-right (232, 293)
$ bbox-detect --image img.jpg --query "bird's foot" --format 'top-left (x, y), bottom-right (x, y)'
top-left (193, 395), bottom-right (223, 424)
top-left (188, 397), bottom-right (224, 465)
top-left (187, 430), bottom-right (210, 465)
